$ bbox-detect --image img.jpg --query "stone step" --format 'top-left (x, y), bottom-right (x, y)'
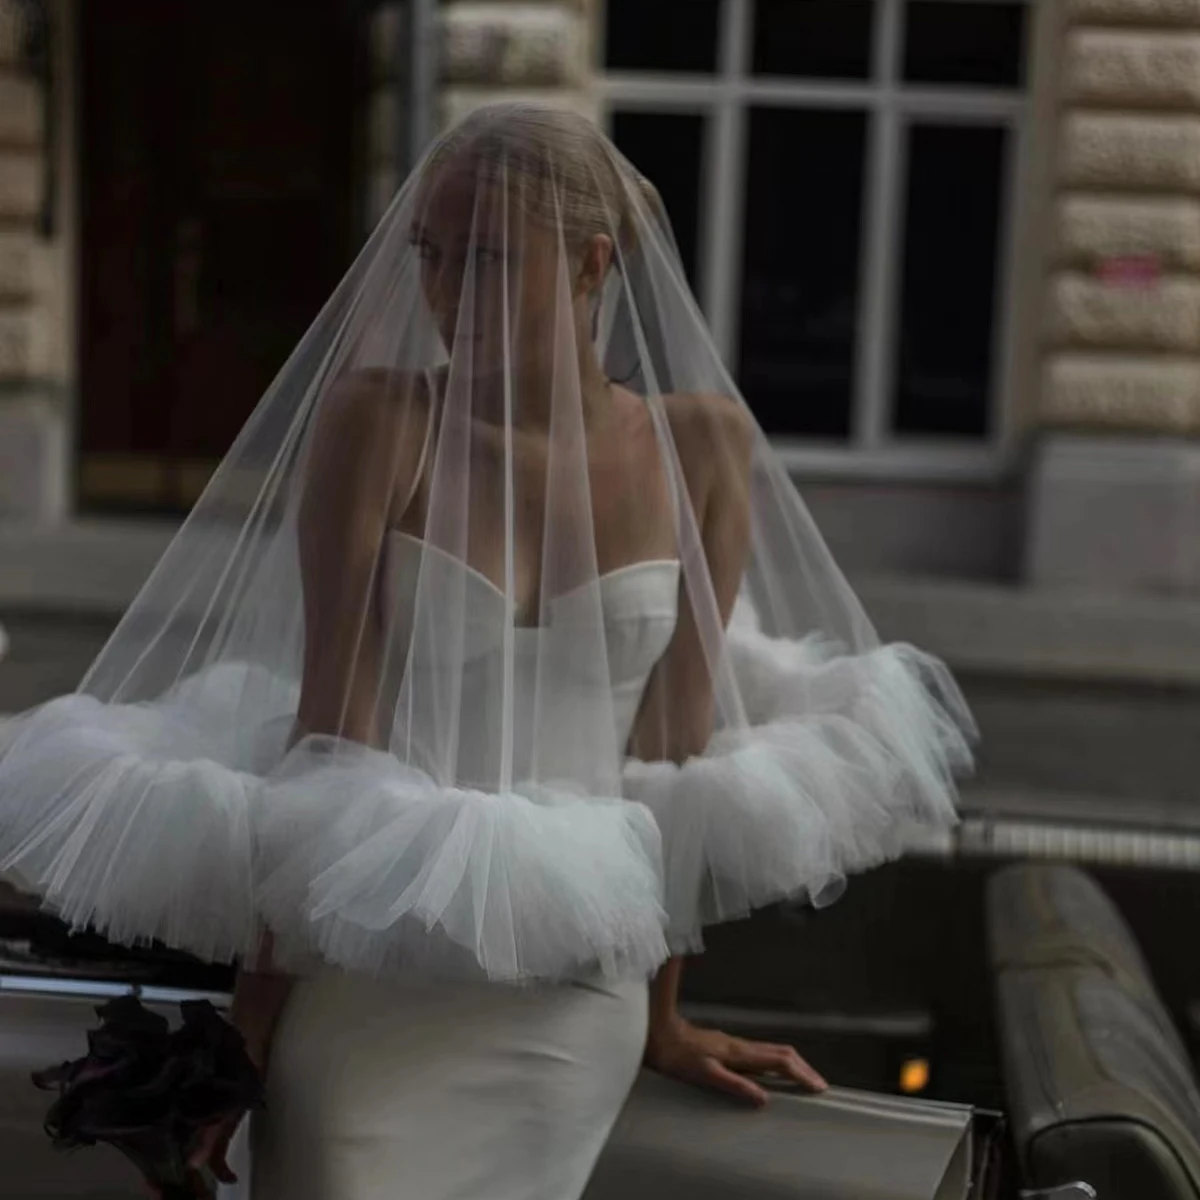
top-left (960, 669), bottom-right (1200, 817)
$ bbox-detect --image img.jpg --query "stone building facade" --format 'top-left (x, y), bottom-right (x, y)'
top-left (0, 0), bottom-right (70, 525)
top-left (2, 0), bottom-right (1200, 599)
top-left (1026, 0), bottom-right (1200, 591)
top-left (363, 1), bottom-right (596, 232)
top-left (1048, 0), bottom-right (1200, 438)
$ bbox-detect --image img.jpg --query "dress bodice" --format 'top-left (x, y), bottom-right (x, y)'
top-left (384, 532), bottom-right (680, 791)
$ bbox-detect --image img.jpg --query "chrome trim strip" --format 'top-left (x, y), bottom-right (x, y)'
top-left (0, 974), bottom-right (229, 1006)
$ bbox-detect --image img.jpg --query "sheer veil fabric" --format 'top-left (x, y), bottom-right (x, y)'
top-left (0, 104), bottom-right (974, 983)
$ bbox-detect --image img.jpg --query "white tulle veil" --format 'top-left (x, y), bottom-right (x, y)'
top-left (0, 103), bottom-right (973, 983)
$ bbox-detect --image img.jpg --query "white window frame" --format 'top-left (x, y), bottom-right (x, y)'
top-left (598, 0), bottom-right (1030, 482)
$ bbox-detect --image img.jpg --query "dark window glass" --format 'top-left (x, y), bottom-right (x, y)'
top-left (892, 124), bottom-right (1008, 438)
top-left (903, 2), bottom-right (1027, 87)
top-left (753, 0), bottom-right (876, 79)
top-left (604, 0), bottom-right (720, 73)
top-left (610, 110), bottom-right (706, 293)
top-left (738, 108), bottom-right (867, 440)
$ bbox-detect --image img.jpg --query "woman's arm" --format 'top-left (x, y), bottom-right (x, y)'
top-left (628, 394), bottom-right (752, 766)
top-left (232, 373), bottom-right (429, 1066)
top-left (294, 371), bottom-right (428, 745)
top-left (633, 395), bottom-right (826, 1104)
top-left (227, 934), bottom-right (292, 1070)
top-left (191, 376), bottom-right (429, 1187)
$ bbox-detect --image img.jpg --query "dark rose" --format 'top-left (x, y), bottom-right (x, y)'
top-left (33, 994), bottom-right (264, 1198)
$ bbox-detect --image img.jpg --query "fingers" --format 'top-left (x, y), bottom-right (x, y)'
top-left (186, 1125), bottom-right (220, 1168)
top-left (764, 1043), bottom-right (827, 1092)
top-left (791, 1056), bottom-right (828, 1092)
top-left (207, 1129), bottom-right (240, 1185)
top-left (186, 1118), bottom-right (239, 1182)
top-left (700, 1057), bottom-right (770, 1107)
top-left (651, 1022), bottom-right (830, 1108)
top-left (730, 1041), bottom-right (829, 1093)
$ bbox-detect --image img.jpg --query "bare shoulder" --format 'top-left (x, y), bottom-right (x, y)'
top-left (659, 393), bottom-right (752, 593)
top-left (309, 370), bottom-right (434, 484)
top-left (321, 368), bottom-right (430, 434)
top-left (662, 391), bottom-right (753, 449)
top-left (303, 369), bottom-right (433, 523)
top-left (661, 392), bottom-right (754, 488)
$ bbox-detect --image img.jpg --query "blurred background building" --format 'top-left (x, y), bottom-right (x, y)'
top-left (2, 0), bottom-right (1200, 874)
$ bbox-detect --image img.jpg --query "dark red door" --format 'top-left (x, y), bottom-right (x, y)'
top-left (79, 0), bottom-right (358, 510)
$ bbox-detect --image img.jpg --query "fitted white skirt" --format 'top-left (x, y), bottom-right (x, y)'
top-left (248, 968), bottom-right (648, 1200)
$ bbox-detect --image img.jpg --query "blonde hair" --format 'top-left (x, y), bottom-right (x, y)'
top-left (420, 102), bottom-right (664, 257)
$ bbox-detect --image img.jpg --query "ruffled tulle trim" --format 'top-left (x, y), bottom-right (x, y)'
top-left (256, 739), bottom-right (668, 983)
top-left (623, 616), bottom-right (974, 952)
top-left (0, 622), bottom-right (972, 976)
top-left (0, 693), bottom-right (260, 963)
top-left (0, 676), bottom-right (668, 983)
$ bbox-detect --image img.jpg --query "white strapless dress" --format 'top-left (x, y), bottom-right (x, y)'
top-left (249, 532), bottom-right (682, 1200)
top-left (0, 537), bottom-right (968, 1197)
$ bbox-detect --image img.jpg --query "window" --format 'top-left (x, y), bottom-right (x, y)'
top-left (739, 108), bottom-right (867, 439)
top-left (604, 0), bottom-right (721, 73)
top-left (610, 111), bottom-right (707, 291)
top-left (752, 0), bottom-right (875, 80)
top-left (601, 0), bottom-right (1029, 478)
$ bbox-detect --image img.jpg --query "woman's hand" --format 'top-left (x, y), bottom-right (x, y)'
top-left (186, 1116), bottom-right (241, 1191)
top-left (141, 1116), bottom-right (241, 1197)
top-left (144, 1023), bottom-right (266, 1196)
top-left (174, 1020), bottom-right (268, 1194)
top-left (644, 1014), bottom-right (828, 1107)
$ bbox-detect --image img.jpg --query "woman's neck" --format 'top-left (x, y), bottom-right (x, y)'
top-left (466, 342), bottom-right (612, 432)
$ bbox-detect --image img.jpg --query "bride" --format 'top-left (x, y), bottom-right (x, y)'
top-left (0, 103), bottom-right (972, 1199)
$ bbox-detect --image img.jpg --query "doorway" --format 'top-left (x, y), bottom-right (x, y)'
top-left (78, 1), bottom-right (359, 511)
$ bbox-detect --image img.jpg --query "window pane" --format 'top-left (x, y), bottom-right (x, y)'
top-left (892, 124), bottom-right (1008, 438)
top-left (610, 110), bottom-right (706, 293)
top-left (903, 2), bottom-right (1026, 87)
top-left (753, 0), bottom-right (876, 80)
top-left (604, 0), bottom-right (720, 73)
top-left (739, 109), bottom-right (867, 440)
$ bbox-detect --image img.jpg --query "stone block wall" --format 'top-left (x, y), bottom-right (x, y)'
top-left (0, 0), bottom-right (65, 522)
top-left (1046, 3), bottom-right (1200, 433)
top-left (1026, 0), bottom-right (1200, 594)
top-left (438, 0), bottom-right (596, 130)
top-left (363, 1), bottom-right (595, 231)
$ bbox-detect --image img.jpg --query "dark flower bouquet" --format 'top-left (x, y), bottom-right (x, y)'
top-left (33, 993), bottom-right (265, 1199)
